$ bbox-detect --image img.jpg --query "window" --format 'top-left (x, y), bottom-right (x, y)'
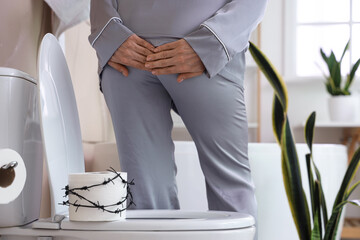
top-left (284, 0), bottom-right (360, 79)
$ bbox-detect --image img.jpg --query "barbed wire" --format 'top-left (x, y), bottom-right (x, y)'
top-left (60, 167), bottom-right (135, 215)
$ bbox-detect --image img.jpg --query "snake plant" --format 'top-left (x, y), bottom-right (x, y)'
top-left (320, 40), bottom-right (360, 96)
top-left (249, 42), bottom-right (360, 240)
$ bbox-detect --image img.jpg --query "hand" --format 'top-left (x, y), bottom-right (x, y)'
top-left (145, 39), bottom-right (205, 82)
top-left (108, 34), bottom-right (155, 76)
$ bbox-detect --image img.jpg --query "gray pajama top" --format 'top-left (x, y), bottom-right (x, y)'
top-left (89, 0), bottom-right (268, 78)
top-left (116, 0), bottom-right (228, 39)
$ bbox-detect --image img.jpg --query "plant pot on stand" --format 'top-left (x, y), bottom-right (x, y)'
top-left (328, 95), bottom-right (360, 122)
top-left (320, 40), bottom-right (360, 122)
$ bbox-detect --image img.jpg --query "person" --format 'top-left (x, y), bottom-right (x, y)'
top-left (89, 0), bottom-right (267, 229)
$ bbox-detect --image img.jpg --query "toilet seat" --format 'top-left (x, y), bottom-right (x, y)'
top-left (60, 210), bottom-right (255, 231)
top-left (0, 210), bottom-right (255, 240)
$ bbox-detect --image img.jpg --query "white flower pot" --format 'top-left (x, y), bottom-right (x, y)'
top-left (328, 95), bottom-right (360, 122)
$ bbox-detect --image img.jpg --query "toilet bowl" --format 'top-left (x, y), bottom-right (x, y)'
top-left (0, 210), bottom-right (255, 240)
top-left (0, 33), bottom-right (255, 239)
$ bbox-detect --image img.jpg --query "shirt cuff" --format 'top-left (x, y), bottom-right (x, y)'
top-left (184, 26), bottom-right (229, 78)
top-left (90, 18), bottom-right (134, 74)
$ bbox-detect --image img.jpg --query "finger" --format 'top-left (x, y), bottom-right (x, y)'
top-left (154, 40), bottom-right (180, 52)
top-left (151, 66), bottom-right (181, 75)
top-left (146, 49), bottom-right (176, 61)
top-left (134, 36), bottom-right (155, 51)
top-left (126, 59), bottom-right (150, 71)
top-left (133, 43), bottom-right (154, 57)
top-left (145, 58), bottom-right (175, 69)
top-left (177, 72), bottom-right (203, 82)
top-left (108, 61), bottom-right (129, 76)
top-left (112, 54), bottom-right (149, 71)
top-left (131, 51), bottom-right (147, 63)
top-left (111, 51), bottom-right (147, 65)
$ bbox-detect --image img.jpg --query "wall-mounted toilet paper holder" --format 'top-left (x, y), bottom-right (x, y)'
top-left (1, 161), bottom-right (18, 169)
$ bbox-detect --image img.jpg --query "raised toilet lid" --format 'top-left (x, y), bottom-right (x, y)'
top-left (38, 33), bottom-right (85, 217)
top-left (60, 210), bottom-right (255, 231)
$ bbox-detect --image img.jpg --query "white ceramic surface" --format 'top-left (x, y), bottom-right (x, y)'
top-left (0, 67), bottom-right (43, 227)
top-left (0, 210), bottom-right (255, 240)
top-left (38, 33), bottom-right (85, 218)
top-left (61, 210), bottom-right (255, 231)
top-left (328, 95), bottom-right (360, 122)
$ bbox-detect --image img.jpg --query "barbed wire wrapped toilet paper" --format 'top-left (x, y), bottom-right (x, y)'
top-left (0, 149), bottom-right (27, 204)
top-left (61, 167), bottom-right (135, 221)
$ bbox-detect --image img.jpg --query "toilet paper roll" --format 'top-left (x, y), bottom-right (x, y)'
top-left (68, 172), bottom-right (128, 221)
top-left (0, 149), bottom-right (27, 204)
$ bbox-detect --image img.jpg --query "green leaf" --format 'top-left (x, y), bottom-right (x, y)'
top-left (326, 76), bottom-right (339, 95)
top-left (311, 158), bottom-right (329, 228)
top-left (336, 88), bottom-right (350, 96)
top-left (323, 51), bottom-right (342, 89)
top-left (325, 82), bottom-right (335, 95)
top-left (281, 117), bottom-right (311, 240)
top-left (311, 209), bottom-right (322, 240)
top-left (346, 180), bottom-right (360, 198)
top-left (306, 154), bottom-right (315, 220)
top-left (333, 201), bottom-right (348, 213)
top-left (319, 179), bottom-right (329, 229)
top-left (326, 198), bottom-right (360, 240)
top-left (340, 40), bottom-right (350, 63)
top-left (311, 181), bottom-right (322, 240)
top-left (324, 201), bottom-right (346, 240)
top-left (325, 147), bottom-right (360, 239)
top-left (249, 42), bottom-right (288, 112)
top-left (272, 95), bottom-right (285, 144)
top-left (305, 112), bottom-right (316, 153)
top-left (334, 200), bottom-right (360, 211)
top-left (327, 51), bottom-right (337, 73)
top-left (347, 199), bottom-right (360, 207)
top-left (324, 209), bottom-right (340, 240)
top-left (333, 147), bottom-right (360, 210)
top-left (315, 181), bottom-right (323, 238)
top-left (345, 58), bottom-right (360, 92)
top-left (304, 112), bottom-right (328, 228)
top-left (320, 48), bottom-right (330, 68)
top-left (330, 61), bottom-right (341, 89)
top-left (250, 41), bottom-right (313, 239)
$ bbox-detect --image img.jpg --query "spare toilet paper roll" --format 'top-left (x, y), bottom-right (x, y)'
top-left (68, 172), bottom-right (128, 221)
top-left (0, 149), bottom-right (27, 204)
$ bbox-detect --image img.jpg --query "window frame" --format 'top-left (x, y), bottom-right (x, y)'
top-left (283, 0), bottom-right (359, 82)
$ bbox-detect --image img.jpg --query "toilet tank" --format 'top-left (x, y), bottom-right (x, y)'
top-left (0, 67), bottom-right (43, 227)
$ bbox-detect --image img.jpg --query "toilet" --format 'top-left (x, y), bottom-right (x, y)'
top-left (0, 33), bottom-right (255, 240)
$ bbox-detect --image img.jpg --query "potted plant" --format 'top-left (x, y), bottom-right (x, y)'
top-left (320, 41), bottom-right (360, 122)
top-left (249, 42), bottom-right (360, 240)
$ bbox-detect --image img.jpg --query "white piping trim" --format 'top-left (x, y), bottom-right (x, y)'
top-left (200, 23), bottom-right (230, 61)
top-left (91, 17), bottom-right (122, 46)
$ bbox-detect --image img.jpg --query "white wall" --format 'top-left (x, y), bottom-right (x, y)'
top-left (65, 21), bottom-right (115, 143)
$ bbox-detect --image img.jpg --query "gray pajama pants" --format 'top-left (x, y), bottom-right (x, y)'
top-left (100, 50), bottom-right (257, 222)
